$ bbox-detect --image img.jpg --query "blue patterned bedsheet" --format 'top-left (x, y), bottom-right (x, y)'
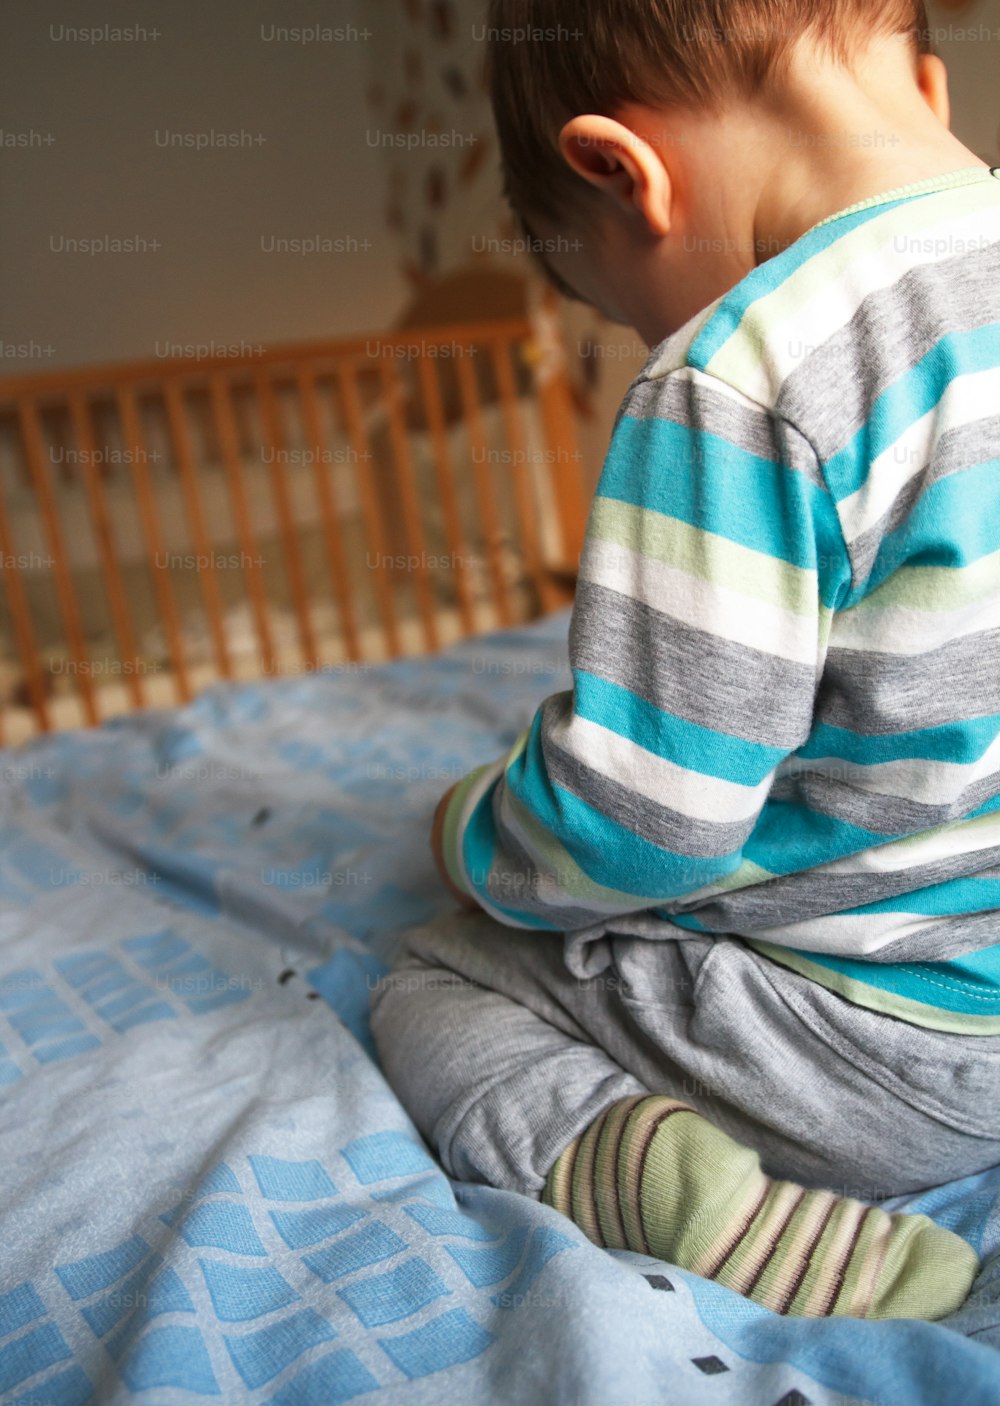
top-left (1, 608), bottom-right (998, 1406)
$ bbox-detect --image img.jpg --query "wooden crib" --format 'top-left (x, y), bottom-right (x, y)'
top-left (0, 293), bottom-right (589, 745)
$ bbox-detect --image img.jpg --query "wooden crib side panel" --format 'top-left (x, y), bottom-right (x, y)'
top-left (0, 317), bottom-right (587, 741)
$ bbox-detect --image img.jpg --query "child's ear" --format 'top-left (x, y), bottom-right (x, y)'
top-left (916, 53), bottom-right (950, 129)
top-left (558, 115), bottom-right (672, 236)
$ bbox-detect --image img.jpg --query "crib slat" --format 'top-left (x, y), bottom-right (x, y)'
top-left (334, 364), bottom-right (401, 658)
top-left (255, 374), bottom-right (319, 671)
top-left (378, 361), bottom-right (440, 653)
top-left (0, 312), bottom-right (588, 734)
top-left (68, 392), bottom-right (145, 709)
top-left (117, 386), bottom-right (191, 703)
top-left (18, 398), bottom-right (99, 724)
top-left (296, 367), bottom-right (361, 661)
top-left (455, 353), bottom-right (512, 627)
top-left (162, 381), bottom-right (232, 680)
top-left (208, 374), bottom-right (276, 677)
top-left (0, 466), bottom-right (51, 732)
top-left (489, 339), bottom-right (554, 613)
top-left (415, 355), bottom-right (475, 635)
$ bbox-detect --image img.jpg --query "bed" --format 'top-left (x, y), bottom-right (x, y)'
top-left (1, 290), bottom-right (998, 1406)
top-left (0, 610), bottom-right (998, 1406)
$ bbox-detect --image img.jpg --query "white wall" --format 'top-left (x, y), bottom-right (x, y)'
top-left (0, 0), bottom-right (409, 372)
top-left (927, 0), bottom-right (1000, 163)
top-left (2, 0), bottom-right (995, 380)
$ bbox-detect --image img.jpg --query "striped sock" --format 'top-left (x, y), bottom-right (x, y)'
top-left (542, 1095), bottom-right (979, 1320)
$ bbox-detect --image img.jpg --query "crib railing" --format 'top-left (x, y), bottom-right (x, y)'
top-left (0, 309), bottom-right (588, 743)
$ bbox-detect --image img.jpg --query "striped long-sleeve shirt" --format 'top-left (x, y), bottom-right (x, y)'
top-left (441, 164), bottom-right (1000, 1035)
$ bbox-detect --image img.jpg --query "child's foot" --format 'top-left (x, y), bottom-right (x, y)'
top-left (542, 1094), bottom-right (978, 1319)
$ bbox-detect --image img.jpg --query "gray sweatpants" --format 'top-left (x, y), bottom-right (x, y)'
top-left (370, 908), bottom-right (1000, 1201)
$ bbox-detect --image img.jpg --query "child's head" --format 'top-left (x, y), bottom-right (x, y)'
top-left (487, 1), bottom-right (957, 343)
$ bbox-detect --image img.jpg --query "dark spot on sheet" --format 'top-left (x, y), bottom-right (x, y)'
top-left (692, 1356), bottom-right (729, 1375)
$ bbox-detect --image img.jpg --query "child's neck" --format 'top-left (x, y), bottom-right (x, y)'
top-left (747, 35), bottom-right (988, 262)
top-left (626, 34), bottom-right (989, 341)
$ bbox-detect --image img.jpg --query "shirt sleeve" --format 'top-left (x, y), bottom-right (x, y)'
top-left (439, 365), bottom-right (853, 930)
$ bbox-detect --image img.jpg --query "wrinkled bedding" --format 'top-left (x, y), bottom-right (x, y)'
top-left (1, 609), bottom-right (998, 1406)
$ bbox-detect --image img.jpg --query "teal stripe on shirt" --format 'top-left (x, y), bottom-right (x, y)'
top-left (598, 418), bottom-right (846, 589)
top-left (573, 670), bottom-right (786, 786)
top-left (863, 457), bottom-right (1000, 590)
top-left (689, 198), bottom-right (922, 369)
top-left (824, 324), bottom-right (1000, 502)
top-left (743, 798), bottom-right (894, 873)
top-left (460, 783), bottom-right (560, 930)
top-left (504, 712), bottom-right (745, 899)
top-left (833, 871), bottom-right (1000, 919)
top-left (799, 716), bottom-right (1000, 767)
top-left (656, 911), bottom-right (714, 931)
top-left (789, 943), bottom-right (1000, 1015)
top-left (745, 792), bottom-right (1000, 882)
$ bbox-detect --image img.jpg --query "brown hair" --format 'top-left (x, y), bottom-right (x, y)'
top-left (487, 0), bottom-right (931, 228)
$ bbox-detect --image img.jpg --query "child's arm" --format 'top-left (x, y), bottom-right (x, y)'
top-left (431, 783), bottom-right (477, 909)
top-left (436, 366), bottom-right (852, 930)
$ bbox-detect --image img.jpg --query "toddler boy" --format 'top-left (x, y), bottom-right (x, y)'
top-left (372, 0), bottom-right (1000, 1319)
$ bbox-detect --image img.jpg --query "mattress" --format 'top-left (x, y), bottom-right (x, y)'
top-left (0, 609), bottom-right (997, 1405)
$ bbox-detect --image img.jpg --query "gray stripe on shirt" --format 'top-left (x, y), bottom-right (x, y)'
top-left (680, 843), bottom-right (1000, 936)
top-left (817, 628), bottom-right (1000, 733)
top-left (767, 767), bottom-right (1000, 837)
top-left (777, 241), bottom-right (1000, 464)
top-left (570, 581), bottom-right (817, 751)
top-left (848, 414), bottom-right (1000, 582)
top-left (623, 375), bottom-right (828, 485)
top-left (541, 703), bottom-right (756, 862)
